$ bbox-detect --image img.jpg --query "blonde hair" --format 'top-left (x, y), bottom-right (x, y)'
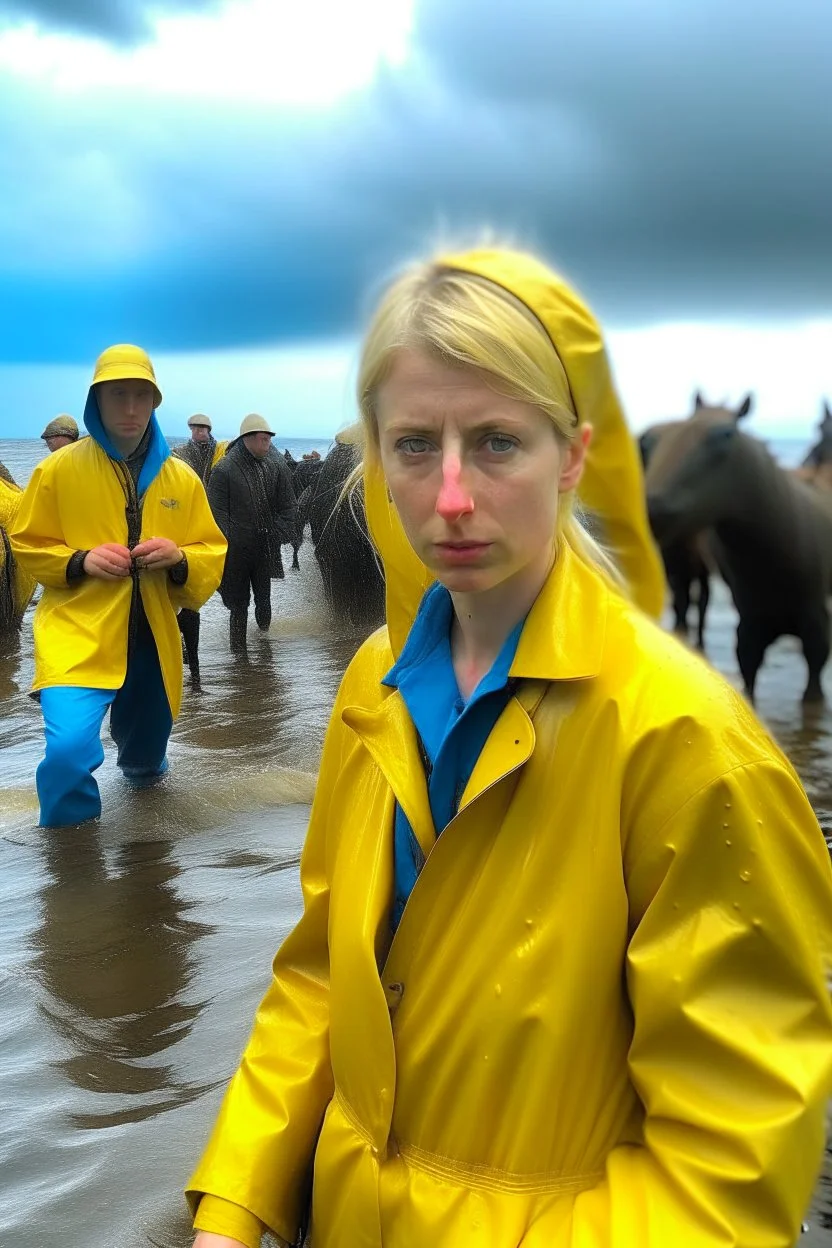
top-left (354, 253), bottom-right (627, 593)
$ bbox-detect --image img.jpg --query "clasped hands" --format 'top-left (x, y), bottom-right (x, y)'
top-left (83, 537), bottom-right (183, 581)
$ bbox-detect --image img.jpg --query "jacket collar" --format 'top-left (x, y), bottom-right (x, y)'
top-left (342, 541), bottom-right (609, 838)
top-left (510, 540), bottom-right (608, 683)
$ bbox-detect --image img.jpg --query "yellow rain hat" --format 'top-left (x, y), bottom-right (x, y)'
top-left (91, 344), bottom-right (162, 408)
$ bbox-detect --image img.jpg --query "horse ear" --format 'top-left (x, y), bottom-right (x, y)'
top-left (694, 390), bottom-right (705, 410)
top-left (735, 394), bottom-right (753, 420)
top-left (823, 399), bottom-right (832, 423)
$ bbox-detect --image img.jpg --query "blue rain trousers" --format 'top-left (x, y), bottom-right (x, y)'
top-left (36, 629), bottom-right (172, 828)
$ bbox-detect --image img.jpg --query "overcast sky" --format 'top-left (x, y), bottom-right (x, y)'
top-left (0, 0), bottom-right (830, 440)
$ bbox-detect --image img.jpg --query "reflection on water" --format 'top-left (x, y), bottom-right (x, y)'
top-left (33, 829), bottom-right (215, 1130)
top-left (0, 577), bottom-right (358, 1244)
top-left (1, 434), bottom-right (832, 1244)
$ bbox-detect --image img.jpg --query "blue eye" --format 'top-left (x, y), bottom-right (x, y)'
top-left (486, 435), bottom-right (517, 454)
top-left (396, 437), bottom-right (433, 455)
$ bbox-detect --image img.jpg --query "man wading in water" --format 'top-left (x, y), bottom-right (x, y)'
top-left (207, 413), bottom-right (296, 652)
top-left (10, 344), bottom-right (227, 828)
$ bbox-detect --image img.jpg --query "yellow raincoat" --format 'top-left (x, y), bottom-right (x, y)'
top-left (0, 477), bottom-right (36, 623)
top-left (189, 251), bottom-right (830, 1246)
top-left (212, 439), bottom-right (230, 471)
top-left (189, 546), bottom-right (832, 1245)
top-left (10, 436), bottom-right (226, 718)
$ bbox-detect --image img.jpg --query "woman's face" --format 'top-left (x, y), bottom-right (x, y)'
top-left (376, 348), bottom-right (588, 596)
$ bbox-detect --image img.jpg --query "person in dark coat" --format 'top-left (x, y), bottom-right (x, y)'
top-left (207, 414), bottom-right (296, 651)
top-left (282, 449), bottom-right (324, 570)
top-left (171, 414), bottom-right (228, 485)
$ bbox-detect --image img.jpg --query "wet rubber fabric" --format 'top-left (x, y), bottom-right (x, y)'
top-left (188, 544), bottom-right (832, 1248)
top-left (9, 433), bottom-right (226, 718)
top-left (37, 626), bottom-right (172, 828)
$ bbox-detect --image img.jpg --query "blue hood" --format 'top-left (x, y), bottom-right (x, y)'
top-left (83, 387), bottom-right (170, 495)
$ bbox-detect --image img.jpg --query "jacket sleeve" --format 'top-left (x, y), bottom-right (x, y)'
top-left (206, 461), bottom-right (231, 538)
top-left (192, 1195), bottom-right (265, 1248)
top-left (167, 475), bottom-right (227, 613)
top-left (9, 461), bottom-right (80, 589)
top-left (527, 759), bottom-right (832, 1247)
top-left (185, 685), bottom-right (349, 1244)
top-left (0, 478), bottom-right (22, 531)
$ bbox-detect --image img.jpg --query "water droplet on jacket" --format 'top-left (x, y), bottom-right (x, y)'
top-left (740, 870), bottom-right (751, 883)
top-left (525, 918), bottom-right (534, 927)
top-left (725, 839), bottom-right (732, 847)
top-left (733, 901), bottom-right (741, 910)
top-left (752, 918), bottom-right (763, 930)
top-left (724, 802), bottom-right (732, 810)
top-left (494, 984), bottom-right (502, 997)
top-left (722, 822), bottom-right (730, 829)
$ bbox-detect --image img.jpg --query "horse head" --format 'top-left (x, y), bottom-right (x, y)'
top-left (644, 394), bottom-right (754, 543)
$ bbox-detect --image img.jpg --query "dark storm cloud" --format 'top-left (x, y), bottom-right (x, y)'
top-left (0, 0), bottom-right (830, 362)
top-left (0, 0), bottom-right (221, 43)
top-left (411, 0), bottom-right (832, 303)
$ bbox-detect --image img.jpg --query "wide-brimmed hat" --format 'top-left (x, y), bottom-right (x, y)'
top-left (188, 413), bottom-right (212, 430)
top-left (91, 344), bottom-right (162, 408)
top-left (41, 414), bottom-right (79, 441)
top-left (239, 413), bottom-right (275, 437)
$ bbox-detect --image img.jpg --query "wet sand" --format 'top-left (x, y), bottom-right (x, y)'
top-left (1, 445), bottom-right (831, 1245)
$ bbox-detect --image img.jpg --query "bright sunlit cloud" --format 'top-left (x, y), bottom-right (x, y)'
top-left (0, 0), bottom-right (415, 104)
top-left (608, 318), bottom-right (832, 446)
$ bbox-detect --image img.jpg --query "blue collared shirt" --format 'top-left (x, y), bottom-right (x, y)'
top-left (383, 582), bottom-right (524, 931)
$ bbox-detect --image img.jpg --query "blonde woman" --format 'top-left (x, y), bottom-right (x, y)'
top-left (188, 248), bottom-right (832, 1248)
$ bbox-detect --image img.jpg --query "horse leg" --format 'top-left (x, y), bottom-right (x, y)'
top-left (666, 559), bottom-right (691, 640)
top-left (695, 572), bottom-right (710, 652)
top-left (735, 617), bottom-right (767, 704)
top-left (799, 610), bottom-right (830, 705)
top-left (291, 540), bottom-right (301, 571)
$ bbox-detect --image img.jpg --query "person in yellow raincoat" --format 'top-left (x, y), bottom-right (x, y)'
top-left (10, 344), bottom-right (227, 829)
top-left (0, 472), bottom-right (36, 632)
top-left (187, 247), bottom-right (832, 1248)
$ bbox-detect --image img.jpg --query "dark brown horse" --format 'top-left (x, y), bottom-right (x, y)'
top-left (639, 415), bottom-right (713, 650)
top-left (645, 396), bottom-right (832, 704)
